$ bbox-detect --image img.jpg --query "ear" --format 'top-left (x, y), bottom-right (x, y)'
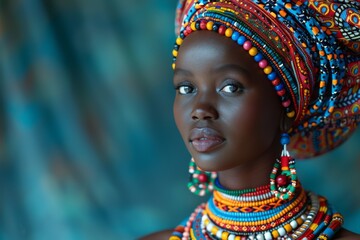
top-left (280, 108), bottom-right (294, 133)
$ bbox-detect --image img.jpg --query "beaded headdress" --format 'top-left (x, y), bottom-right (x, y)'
top-left (173, 0), bottom-right (360, 158)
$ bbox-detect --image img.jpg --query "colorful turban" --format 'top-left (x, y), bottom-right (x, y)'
top-left (172, 0), bottom-right (360, 158)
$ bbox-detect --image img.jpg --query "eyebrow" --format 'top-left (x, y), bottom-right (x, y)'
top-left (174, 68), bottom-right (193, 76)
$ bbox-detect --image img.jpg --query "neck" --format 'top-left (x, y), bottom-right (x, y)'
top-left (217, 154), bottom-right (278, 190)
top-left (217, 162), bottom-right (275, 190)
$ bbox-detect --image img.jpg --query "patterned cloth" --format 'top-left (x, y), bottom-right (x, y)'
top-left (174, 0), bottom-right (360, 158)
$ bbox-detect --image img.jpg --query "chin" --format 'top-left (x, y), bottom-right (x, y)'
top-left (192, 154), bottom-right (230, 172)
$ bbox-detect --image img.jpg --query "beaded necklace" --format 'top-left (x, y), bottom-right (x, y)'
top-left (169, 179), bottom-right (343, 240)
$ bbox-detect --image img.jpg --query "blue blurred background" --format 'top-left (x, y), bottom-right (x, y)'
top-left (0, 1), bottom-right (359, 239)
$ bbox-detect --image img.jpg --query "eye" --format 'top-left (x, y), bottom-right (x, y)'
top-left (220, 83), bottom-right (244, 93)
top-left (176, 84), bottom-right (196, 95)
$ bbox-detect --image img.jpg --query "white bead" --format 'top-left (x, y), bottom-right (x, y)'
top-left (290, 220), bottom-right (298, 229)
top-left (264, 232), bottom-right (272, 240)
top-left (278, 227), bottom-right (286, 236)
top-left (206, 222), bottom-right (214, 232)
top-left (249, 235), bottom-right (255, 240)
top-left (256, 233), bottom-right (265, 240)
top-left (216, 229), bottom-right (223, 238)
top-left (228, 234), bottom-right (236, 240)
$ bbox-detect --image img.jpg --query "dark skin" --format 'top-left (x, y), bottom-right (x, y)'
top-left (140, 31), bottom-right (360, 240)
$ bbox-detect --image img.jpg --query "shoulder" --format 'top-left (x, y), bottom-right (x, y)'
top-left (138, 230), bottom-right (173, 240)
top-left (334, 228), bottom-right (360, 240)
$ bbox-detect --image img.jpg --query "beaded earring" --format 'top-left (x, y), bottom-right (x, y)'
top-left (270, 133), bottom-right (298, 200)
top-left (188, 158), bottom-right (217, 196)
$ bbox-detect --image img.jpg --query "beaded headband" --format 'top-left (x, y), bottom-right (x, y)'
top-left (173, 0), bottom-right (360, 158)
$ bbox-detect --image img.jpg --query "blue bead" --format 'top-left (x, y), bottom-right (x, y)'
top-left (237, 36), bottom-right (246, 45)
top-left (212, 24), bottom-right (219, 32)
top-left (275, 83), bottom-right (284, 91)
top-left (231, 31), bottom-right (240, 41)
top-left (254, 53), bottom-right (263, 62)
top-left (267, 72), bottom-right (277, 81)
top-left (280, 133), bottom-right (290, 145)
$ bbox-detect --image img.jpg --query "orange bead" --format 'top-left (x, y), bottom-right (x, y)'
top-left (225, 28), bottom-right (233, 37)
top-left (249, 47), bottom-right (258, 56)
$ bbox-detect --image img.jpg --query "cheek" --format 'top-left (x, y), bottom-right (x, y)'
top-left (249, 96), bottom-right (281, 146)
top-left (223, 95), bottom-right (280, 147)
top-left (173, 98), bottom-right (189, 138)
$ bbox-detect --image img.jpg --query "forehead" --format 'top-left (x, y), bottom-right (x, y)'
top-left (175, 31), bottom-right (263, 76)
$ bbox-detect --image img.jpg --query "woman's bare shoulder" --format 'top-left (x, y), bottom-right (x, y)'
top-left (138, 230), bottom-right (173, 240)
top-left (335, 228), bottom-right (360, 240)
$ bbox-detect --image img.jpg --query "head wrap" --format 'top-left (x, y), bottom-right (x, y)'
top-left (172, 0), bottom-right (360, 158)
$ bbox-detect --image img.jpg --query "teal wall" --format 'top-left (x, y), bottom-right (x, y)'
top-left (0, 1), bottom-right (359, 239)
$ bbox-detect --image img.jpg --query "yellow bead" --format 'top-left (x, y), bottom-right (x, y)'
top-left (191, 22), bottom-right (197, 31)
top-left (287, 111), bottom-right (295, 118)
top-left (225, 28), bottom-right (233, 37)
top-left (221, 231), bottom-right (229, 240)
top-left (235, 237), bottom-right (241, 240)
top-left (211, 226), bottom-right (218, 235)
top-left (264, 66), bottom-right (272, 74)
top-left (310, 223), bottom-right (318, 231)
top-left (248, 47), bottom-right (258, 56)
top-left (172, 50), bottom-right (178, 57)
top-left (169, 236), bottom-right (181, 240)
top-left (284, 224), bottom-right (292, 232)
top-left (176, 37), bottom-right (183, 45)
top-left (296, 217), bottom-right (304, 225)
top-left (172, 63), bottom-right (176, 70)
top-left (206, 21), bottom-right (214, 30)
top-left (272, 230), bottom-right (280, 238)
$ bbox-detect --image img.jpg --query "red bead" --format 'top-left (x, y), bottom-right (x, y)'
top-left (259, 59), bottom-right (268, 68)
top-left (243, 40), bottom-right (252, 50)
top-left (281, 156), bottom-right (291, 167)
top-left (218, 25), bottom-right (226, 35)
top-left (200, 20), bottom-right (207, 30)
top-left (271, 78), bottom-right (281, 86)
top-left (276, 175), bottom-right (288, 187)
top-left (198, 174), bottom-right (208, 183)
top-left (185, 26), bottom-right (192, 35)
top-left (277, 88), bottom-right (286, 96)
top-left (282, 99), bottom-right (291, 108)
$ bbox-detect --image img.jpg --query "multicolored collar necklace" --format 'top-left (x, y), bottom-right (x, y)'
top-left (169, 179), bottom-right (343, 240)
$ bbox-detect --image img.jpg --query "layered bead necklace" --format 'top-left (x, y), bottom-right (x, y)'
top-left (169, 179), bottom-right (343, 240)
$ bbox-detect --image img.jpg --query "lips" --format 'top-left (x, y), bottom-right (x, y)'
top-left (189, 127), bottom-right (225, 153)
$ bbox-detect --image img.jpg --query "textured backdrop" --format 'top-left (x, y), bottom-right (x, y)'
top-left (0, 0), bottom-right (359, 239)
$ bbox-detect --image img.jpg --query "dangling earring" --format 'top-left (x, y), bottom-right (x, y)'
top-left (270, 133), bottom-right (298, 200)
top-left (188, 158), bottom-right (217, 196)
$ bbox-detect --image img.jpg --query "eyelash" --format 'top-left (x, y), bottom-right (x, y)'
top-left (220, 83), bottom-right (244, 94)
top-left (219, 79), bottom-right (244, 94)
top-left (175, 82), bottom-right (195, 95)
top-left (174, 80), bottom-right (244, 95)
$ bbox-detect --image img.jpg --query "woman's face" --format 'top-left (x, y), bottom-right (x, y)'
top-left (173, 31), bottom-right (283, 172)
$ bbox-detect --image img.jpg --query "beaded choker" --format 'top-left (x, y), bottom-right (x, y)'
top-left (169, 179), bottom-right (343, 240)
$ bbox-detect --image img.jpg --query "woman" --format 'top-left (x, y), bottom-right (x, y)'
top-left (142, 0), bottom-right (360, 239)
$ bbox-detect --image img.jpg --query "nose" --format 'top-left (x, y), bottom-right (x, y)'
top-left (191, 97), bottom-right (219, 121)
